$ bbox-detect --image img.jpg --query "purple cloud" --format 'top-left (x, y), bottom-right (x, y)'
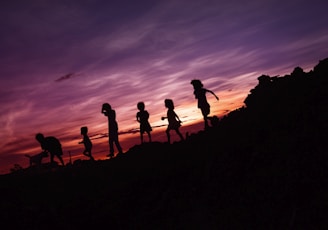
top-left (0, 0), bottom-right (328, 174)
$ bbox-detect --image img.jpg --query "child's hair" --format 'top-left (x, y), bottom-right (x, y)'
top-left (81, 126), bottom-right (88, 135)
top-left (190, 79), bottom-right (203, 89)
top-left (35, 133), bottom-right (45, 142)
top-left (137, 102), bottom-right (145, 110)
top-left (164, 99), bottom-right (174, 109)
top-left (102, 103), bottom-right (111, 112)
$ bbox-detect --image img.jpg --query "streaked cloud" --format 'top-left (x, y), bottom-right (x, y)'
top-left (0, 0), bottom-right (327, 173)
top-left (55, 73), bottom-right (80, 82)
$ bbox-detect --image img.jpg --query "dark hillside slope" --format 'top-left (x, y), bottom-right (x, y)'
top-left (0, 58), bottom-right (327, 229)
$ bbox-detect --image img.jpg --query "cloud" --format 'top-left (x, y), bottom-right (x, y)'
top-left (55, 73), bottom-right (80, 82)
top-left (1, 0), bottom-right (328, 174)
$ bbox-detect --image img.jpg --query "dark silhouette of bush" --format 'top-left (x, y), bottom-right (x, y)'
top-left (0, 58), bottom-right (327, 229)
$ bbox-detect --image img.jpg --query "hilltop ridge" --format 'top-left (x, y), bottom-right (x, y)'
top-left (1, 57), bottom-right (327, 229)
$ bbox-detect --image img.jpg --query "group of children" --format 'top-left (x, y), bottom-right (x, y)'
top-left (35, 79), bottom-right (219, 163)
top-left (84, 79), bottom-right (219, 160)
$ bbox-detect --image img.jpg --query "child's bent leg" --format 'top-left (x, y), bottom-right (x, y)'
top-left (115, 140), bottom-right (123, 154)
top-left (57, 155), bottom-right (65, 166)
top-left (176, 129), bottom-right (184, 141)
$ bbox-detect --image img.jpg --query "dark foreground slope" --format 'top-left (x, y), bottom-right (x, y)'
top-left (1, 58), bottom-right (327, 229)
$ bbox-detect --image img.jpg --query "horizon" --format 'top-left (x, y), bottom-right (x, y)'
top-left (1, 0), bottom-right (328, 174)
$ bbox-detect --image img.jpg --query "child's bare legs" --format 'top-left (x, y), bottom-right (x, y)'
top-left (83, 150), bottom-right (89, 157)
top-left (201, 107), bottom-right (210, 129)
top-left (109, 139), bottom-right (123, 157)
top-left (147, 131), bottom-right (152, 142)
top-left (166, 129), bottom-right (171, 144)
top-left (175, 129), bottom-right (184, 141)
top-left (204, 115), bottom-right (209, 129)
top-left (50, 154), bottom-right (55, 164)
top-left (166, 129), bottom-right (183, 144)
top-left (89, 154), bottom-right (95, 161)
top-left (58, 156), bottom-right (64, 165)
top-left (83, 150), bottom-right (94, 161)
top-left (140, 132), bottom-right (144, 143)
top-left (141, 131), bottom-right (152, 143)
top-left (109, 140), bottom-right (114, 157)
top-left (52, 154), bottom-right (64, 166)
top-left (115, 140), bottom-right (123, 154)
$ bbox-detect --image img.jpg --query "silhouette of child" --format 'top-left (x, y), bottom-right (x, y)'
top-left (161, 99), bottom-right (184, 144)
top-left (136, 102), bottom-right (152, 143)
top-left (79, 126), bottom-right (94, 161)
top-left (35, 133), bottom-right (65, 166)
top-left (190, 79), bottom-right (219, 129)
top-left (101, 103), bottom-right (123, 158)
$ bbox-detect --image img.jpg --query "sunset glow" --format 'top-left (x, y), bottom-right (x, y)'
top-left (1, 0), bottom-right (328, 174)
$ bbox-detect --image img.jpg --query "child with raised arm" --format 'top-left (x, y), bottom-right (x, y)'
top-left (101, 103), bottom-right (123, 158)
top-left (190, 79), bottom-right (219, 129)
top-left (161, 99), bottom-right (184, 144)
top-left (79, 126), bottom-right (94, 161)
top-left (136, 102), bottom-right (152, 143)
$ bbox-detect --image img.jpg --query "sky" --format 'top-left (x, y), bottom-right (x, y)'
top-left (1, 0), bottom-right (328, 174)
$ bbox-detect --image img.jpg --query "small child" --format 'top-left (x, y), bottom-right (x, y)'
top-left (79, 126), bottom-right (94, 161)
top-left (161, 99), bottom-right (184, 144)
top-left (190, 79), bottom-right (219, 129)
top-left (136, 102), bottom-right (152, 143)
top-left (101, 103), bottom-right (123, 158)
top-left (35, 133), bottom-right (65, 166)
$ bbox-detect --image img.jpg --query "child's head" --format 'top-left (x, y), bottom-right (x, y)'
top-left (102, 103), bottom-right (111, 113)
top-left (190, 79), bottom-right (203, 89)
top-left (35, 133), bottom-right (45, 143)
top-left (164, 99), bottom-right (174, 109)
top-left (81, 126), bottom-right (88, 135)
top-left (137, 102), bottom-right (145, 111)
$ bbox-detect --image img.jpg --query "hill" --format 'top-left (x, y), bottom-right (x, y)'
top-left (0, 58), bottom-right (327, 229)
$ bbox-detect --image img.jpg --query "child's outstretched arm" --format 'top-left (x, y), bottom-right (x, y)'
top-left (206, 89), bottom-right (219, 100)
